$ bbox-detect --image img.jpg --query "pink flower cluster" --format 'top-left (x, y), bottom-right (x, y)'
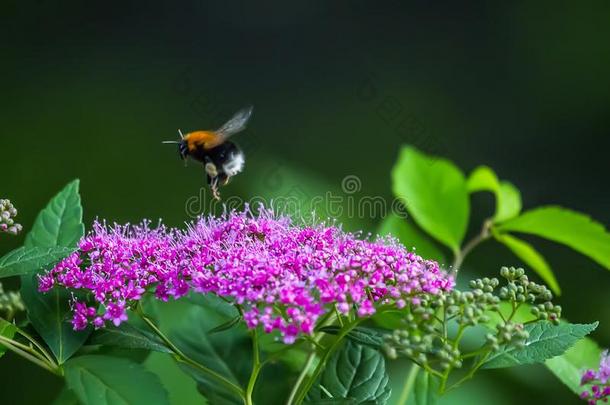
top-left (581, 350), bottom-right (610, 404)
top-left (39, 207), bottom-right (454, 343)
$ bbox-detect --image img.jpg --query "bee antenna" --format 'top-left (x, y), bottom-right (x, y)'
top-left (162, 141), bottom-right (180, 144)
top-left (178, 129), bottom-right (184, 139)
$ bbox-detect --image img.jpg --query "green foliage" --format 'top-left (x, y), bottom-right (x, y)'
top-left (466, 165), bottom-right (522, 223)
top-left (24, 179), bottom-right (85, 248)
top-left (88, 323), bottom-right (172, 354)
top-left (20, 179), bottom-right (89, 364)
top-left (383, 267), bottom-right (570, 396)
top-left (0, 246), bottom-right (74, 278)
top-left (0, 318), bottom-right (17, 359)
top-left (496, 206), bottom-right (610, 270)
top-left (306, 340), bottom-right (391, 403)
top-left (492, 233), bottom-right (560, 294)
top-left (51, 388), bottom-right (79, 405)
top-left (64, 355), bottom-right (170, 405)
top-left (377, 213), bottom-right (446, 264)
top-left (392, 146), bottom-right (469, 252)
top-left (545, 337), bottom-right (603, 394)
top-left (483, 321), bottom-right (598, 369)
top-left (319, 326), bottom-right (385, 350)
top-left (414, 369), bottom-right (439, 405)
top-left (171, 297), bottom-right (248, 405)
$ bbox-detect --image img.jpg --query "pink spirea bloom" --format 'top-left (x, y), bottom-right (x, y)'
top-left (39, 207), bottom-right (454, 343)
top-left (580, 350), bottom-right (610, 404)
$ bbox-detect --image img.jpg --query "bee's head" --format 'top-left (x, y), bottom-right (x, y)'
top-left (163, 130), bottom-right (189, 163)
top-left (178, 140), bottom-right (189, 160)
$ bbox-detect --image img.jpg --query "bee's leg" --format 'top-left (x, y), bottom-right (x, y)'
top-left (210, 177), bottom-right (221, 201)
top-left (218, 173), bottom-right (230, 186)
top-left (203, 163), bottom-right (221, 200)
top-left (204, 162), bottom-right (218, 178)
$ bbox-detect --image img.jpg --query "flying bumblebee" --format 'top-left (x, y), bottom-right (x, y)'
top-left (164, 106), bottom-right (253, 200)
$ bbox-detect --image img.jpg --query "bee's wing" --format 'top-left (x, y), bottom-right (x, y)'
top-left (215, 106), bottom-right (253, 140)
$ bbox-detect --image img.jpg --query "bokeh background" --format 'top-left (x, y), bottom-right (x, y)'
top-left (1, 1), bottom-right (609, 404)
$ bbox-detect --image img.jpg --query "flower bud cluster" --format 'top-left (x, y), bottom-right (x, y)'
top-left (0, 199), bottom-right (22, 235)
top-left (0, 282), bottom-right (25, 319)
top-left (383, 267), bottom-right (561, 376)
top-left (498, 266), bottom-right (561, 323)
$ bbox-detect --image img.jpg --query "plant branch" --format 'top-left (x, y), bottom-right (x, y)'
top-left (0, 335), bottom-right (61, 376)
top-left (136, 308), bottom-right (245, 400)
top-left (245, 328), bottom-right (262, 405)
top-left (286, 313), bottom-right (338, 405)
top-left (16, 328), bottom-right (57, 367)
top-left (291, 318), bottom-right (363, 404)
top-left (451, 219), bottom-right (493, 277)
top-left (396, 364), bottom-right (420, 405)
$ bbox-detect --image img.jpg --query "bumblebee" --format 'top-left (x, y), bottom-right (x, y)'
top-left (164, 106), bottom-right (253, 200)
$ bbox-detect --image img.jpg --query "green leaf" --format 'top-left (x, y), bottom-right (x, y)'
top-left (88, 323), bottom-right (171, 354)
top-left (414, 369), bottom-right (439, 405)
top-left (377, 213), bottom-right (446, 264)
top-left (171, 299), bottom-right (247, 405)
top-left (0, 318), bottom-right (17, 359)
top-left (392, 146), bottom-right (469, 252)
top-left (52, 387), bottom-right (80, 405)
top-left (545, 337), bottom-right (603, 394)
top-left (483, 321), bottom-right (598, 369)
top-left (495, 206), bottom-right (610, 270)
top-left (25, 179), bottom-right (84, 249)
top-left (319, 326), bottom-right (385, 349)
top-left (64, 355), bottom-right (170, 405)
top-left (21, 274), bottom-right (91, 364)
top-left (306, 340), bottom-right (391, 403)
top-left (493, 233), bottom-right (560, 295)
top-left (208, 315), bottom-right (242, 334)
top-left (0, 246), bottom-right (74, 278)
top-left (21, 179), bottom-right (89, 364)
top-left (466, 165), bottom-right (521, 223)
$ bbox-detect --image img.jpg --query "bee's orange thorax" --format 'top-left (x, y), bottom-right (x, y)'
top-left (185, 131), bottom-right (221, 150)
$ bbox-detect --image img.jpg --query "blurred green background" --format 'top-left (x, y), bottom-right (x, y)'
top-left (1, 1), bottom-right (609, 404)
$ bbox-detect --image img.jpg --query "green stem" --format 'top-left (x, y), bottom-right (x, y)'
top-left (137, 310), bottom-right (245, 400)
top-left (286, 313), bottom-right (338, 405)
top-left (451, 219), bottom-right (492, 277)
top-left (16, 328), bottom-right (57, 367)
top-left (0, 335), bottom-right (60, 376)
top-left (292, 319), bottom-right (363, 404)
top-left (446, 350), bottom-right (492, 391)
top-left (396, 364), bottom-right (420, 405)
top-left (245, 328), bottom-right (262, 405)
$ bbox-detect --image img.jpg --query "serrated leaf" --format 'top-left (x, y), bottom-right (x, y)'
top-left (414, 369), bottom-right (439, 405)
top-left (306, 340), bottom-right (391, 403)
top-left (466, 165), bottom-right (521, 223)
top-left (64, 355), bottom-right (170, 405)
top-left (0, 318), bottom-right (17, 359)
top-left (496, 206), bottom-right (610, 270)
top-left (88, 323), bottom-right (171, 354)
top-left (391, 146), bottom-right (469, 252)
top-left (21, 180), bottom-right (90, 364)
top-left (319, 326), bottom-right (385, 349)
top-left (25, 179), bottom-right (84, 249)
top-left (545, 337), bottom-right (603, 395)
top-left (493, 233), bottom-right (560, 295)
top-left (483, 321), bottom-right (598, 369)
top-left (0, 246), bottom-right (74, 278)
top-left (377, 213), bottom-right (445, 264)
